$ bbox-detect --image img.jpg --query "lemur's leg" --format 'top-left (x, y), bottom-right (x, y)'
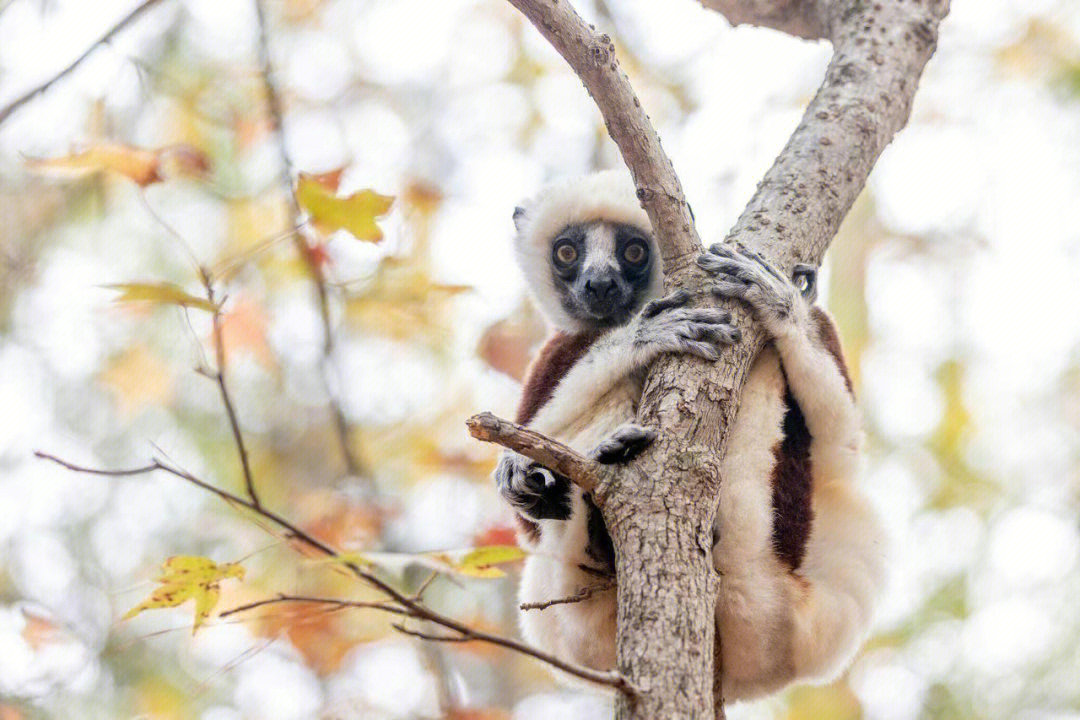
top-left (529, 290), bottom-right (738, 436)
top-left (701, 245), bottom-right (881, 691)
top-left (697, 245), bottom-right (860, 476)
top-left (591, 424), bottom-right (656, 464)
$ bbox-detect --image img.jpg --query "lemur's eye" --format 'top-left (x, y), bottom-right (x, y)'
top-left (554, 242), bottom-right (578, 265)
top-left (623, 242), bottom-right (648, 264)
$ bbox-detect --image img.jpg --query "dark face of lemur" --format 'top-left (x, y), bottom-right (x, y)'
top-left (549, 221), bottom-right (654, 327)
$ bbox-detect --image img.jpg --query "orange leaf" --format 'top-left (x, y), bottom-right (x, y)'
top-left (26, 142), bottom-right (210, 187)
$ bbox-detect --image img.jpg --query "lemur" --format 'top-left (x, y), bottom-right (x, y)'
top-left (494, 170), bottom-right (885, 701)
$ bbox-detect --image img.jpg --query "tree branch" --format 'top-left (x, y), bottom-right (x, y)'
top-left (202, 279), bottom-right (260, 508)
top-left (0, 0), bottom-right (170, 126)
top-left (698, 0), bottom-right (827, 39)
top-left (520, 580), bottom-right (614, 611)
top-left (466, 412), bottom-right (602, 494)
top-left (506, 0), bottom-right (699, 272)
top-left (34, 449), bottom-right (634, 693)
top-left (503, 0), bottom-right (947, 717)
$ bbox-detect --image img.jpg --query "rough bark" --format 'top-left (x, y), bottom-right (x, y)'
top-left (499, 0), bottom-right (948, 717)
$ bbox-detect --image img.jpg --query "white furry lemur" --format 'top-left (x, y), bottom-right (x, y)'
top-left (493, 170), bottom-right (885, 701)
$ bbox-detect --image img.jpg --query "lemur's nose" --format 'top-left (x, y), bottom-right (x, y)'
top-left (585, 277), bottom-right (617, 300)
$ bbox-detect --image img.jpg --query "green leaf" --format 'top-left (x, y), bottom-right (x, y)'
top-left (297, 174), bottom-right (394, 242)
top-left (106, 283), bottom-right (217, 313)
top-left (123, 556), bottom-right (245, 633)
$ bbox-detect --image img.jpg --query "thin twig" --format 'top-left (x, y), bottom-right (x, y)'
top-left (202, 278), bottom-right (259, 508)
top-left (34, 450), bottom-right (636, 693)
top-left (520, 580), bottom-right (614, 611)
top-left (220, 594), bottom-right (404, 618)
top-left (0, 0), bottom-right (170, 126)
top-left (393, 623), bottom-right (468, 643)
top-left (252, 0), bottom-right (367, 482)
top-left (412, 570), bottom-right (440, 601)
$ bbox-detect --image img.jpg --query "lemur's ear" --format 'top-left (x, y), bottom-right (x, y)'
top-left (513, 205), bottom-right (528, 233)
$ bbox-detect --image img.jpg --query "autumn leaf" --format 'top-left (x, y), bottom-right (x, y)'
top-left (106, 282), bottom-right (217, 313)
top-left (297, 173), bottom-right (394, 242)
top-left (123, 556), bottom-right (245, 633)
top-left (330, 545), bottom-right (525, 579)
top-left (473, 525), bottom-right (519, 548)
top-left (100, 345), bottom-right (174, 416)
top-left (217, 296), bottom-right (274, 368)
top-left (25, 142), bottom-right (210, 187)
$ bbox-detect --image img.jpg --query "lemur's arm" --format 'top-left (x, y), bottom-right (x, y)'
top-left (697, 245), bottom-right (861, 480)
top-left (526, 290), bottom-right (739, 436)
top-left (496, 290), bottom-right (739, 523)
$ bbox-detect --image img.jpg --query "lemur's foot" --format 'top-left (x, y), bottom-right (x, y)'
top-left (495, 451), bottom-right (572, 520)
top-left (696, 244), bottom-right (815, 332)
top-left (592, 423), bottom-right (656, 464)
top-left (635, 289), bottom-right (740, 362)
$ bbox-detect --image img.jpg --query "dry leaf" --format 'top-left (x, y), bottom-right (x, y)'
top-left (123, 556), bottom-right (245, 633)
top-left (26, 142), bottom-right (210, 187)
top-left (106, 282), bottom-right (217, 313)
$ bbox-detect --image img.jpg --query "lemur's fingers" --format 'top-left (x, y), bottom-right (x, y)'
top-left (689, 321), bottom-right (742, 345)
top-left (641, 288), bottom-right (691, 318)
top-left (495, 452), bottom-right (572, 521)
top-left (708, 278), bottom-right (754, 302)
top-left (592, 424), bottom-right (656, 464)
top-left (528, 466), bottom-right (558, 489)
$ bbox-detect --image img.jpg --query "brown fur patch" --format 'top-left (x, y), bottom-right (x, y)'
top-left (770, 308), bottom-right (856, 571)
top-left (514, 331), bottom-right (601, 424)
top-left (771, 391), bottom-right (814, 570)
top-left (514, 513), bottom-right (541, 545)
top-left (810, 306), bottom-right (854, 395)
top-left (511, 330), bottom-right (601, 541)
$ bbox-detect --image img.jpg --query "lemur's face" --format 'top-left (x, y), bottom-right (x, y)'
top-left (549, 221), bottom-right (654, 327)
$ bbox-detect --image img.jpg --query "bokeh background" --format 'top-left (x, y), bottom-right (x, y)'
top-left (2, 0), bottom-right (1080, 718)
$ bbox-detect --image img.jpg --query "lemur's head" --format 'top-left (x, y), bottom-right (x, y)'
top-left (512, 170), bottom-right (663, 332)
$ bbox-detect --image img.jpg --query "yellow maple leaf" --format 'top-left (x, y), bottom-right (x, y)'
top-left (123, 556), bottom-right (245, 633)
top-left (297, 173), bottom-right (394, 242)
top-left (106, 282), bottom-right (217, 313)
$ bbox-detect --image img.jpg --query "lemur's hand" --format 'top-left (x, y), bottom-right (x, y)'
top-left (591, 424), bottom-right (656, 464)
top-left (696, 244), bottom-right (815, 336)
top-left (634, 289), bottom-right (740, 362)
top-left (495, 451), bottom-right (572, 521)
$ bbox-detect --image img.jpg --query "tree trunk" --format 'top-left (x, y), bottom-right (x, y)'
top-left (500, 1), bottom-right (950, 717)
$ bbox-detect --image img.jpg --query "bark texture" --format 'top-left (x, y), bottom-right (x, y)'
top-left (500, 0), bottom-right (949, 717)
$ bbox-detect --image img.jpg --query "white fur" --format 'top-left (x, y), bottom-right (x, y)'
top-left (513, 170), bottom-right (661, 332)
top-left (505, 173), bottom-right (885, 701)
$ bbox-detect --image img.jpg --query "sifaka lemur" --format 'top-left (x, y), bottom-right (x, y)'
top-left (494, 170), bottom-right (885, 701)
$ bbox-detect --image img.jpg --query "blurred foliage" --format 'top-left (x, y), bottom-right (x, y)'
top-left (0, 0), bottom-right (1079, 719)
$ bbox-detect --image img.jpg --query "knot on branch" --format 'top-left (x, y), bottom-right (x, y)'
top-left (587, 33), bottom-right (615, 68)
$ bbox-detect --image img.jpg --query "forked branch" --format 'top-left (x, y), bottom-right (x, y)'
top-left (34, 450), bottom-right (634, 693)
top-left (466, 412), bottom-right (602, 494)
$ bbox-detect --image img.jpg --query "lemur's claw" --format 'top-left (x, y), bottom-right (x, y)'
top-left (698, 244), bottom-right (802, 329)
top-left (592, 424), bottom-right (656, 464)
top-left (641, 288), bottom-right (691, 318)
